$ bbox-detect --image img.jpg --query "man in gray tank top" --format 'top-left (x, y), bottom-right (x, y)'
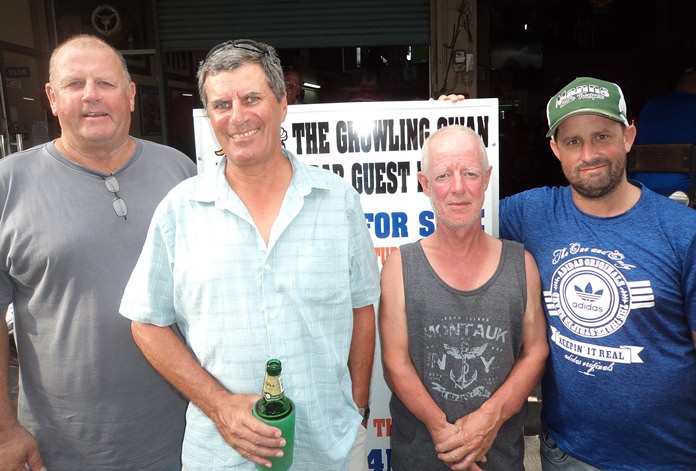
top-left (0, 34), bottom-right (196, 470)
top-left (379, 125), bottom-right (548, 470)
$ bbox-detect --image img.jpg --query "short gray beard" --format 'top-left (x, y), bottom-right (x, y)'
top-left (432, 202), bottom-right (480, 229)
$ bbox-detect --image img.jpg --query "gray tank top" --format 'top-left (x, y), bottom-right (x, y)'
top-left (390, 239), bottom-right (527, 471)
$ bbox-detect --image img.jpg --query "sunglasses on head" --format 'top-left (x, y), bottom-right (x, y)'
top-left (205, 39), bottom-right (269, 61)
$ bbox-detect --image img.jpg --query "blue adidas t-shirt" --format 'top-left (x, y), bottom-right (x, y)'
top-left (500, 184), bottom-right (696, 471)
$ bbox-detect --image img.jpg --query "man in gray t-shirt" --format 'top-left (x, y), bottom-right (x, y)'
top-left (0, 34), bottom-right (196, 470)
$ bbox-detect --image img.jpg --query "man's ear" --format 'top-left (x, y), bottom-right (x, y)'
top-left (417, 171), bottom-right (431, 196)
top-left (549, 138), bottom-right (561, 162)
top-left (623, 124), bottom-right (637, 153)
top-left (45, 83), bottom-right (59, 117)
top-left (484, 165), bottom-right (493, 191)
top-left (128, 82), bottom-right (136, 113)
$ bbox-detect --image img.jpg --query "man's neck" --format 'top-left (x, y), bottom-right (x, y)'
top-left (571, 180), bottom-right (641, 218)
top-left (428, 224), bottom-right (493, 257)
top-left (224, 150), bottom-right (292, 194)
top-left (423, 226), bottom-right (501, 291)
top-left (55, 136), bottom-right (135, 174)
top-left (224, 151), bottom-right (293, 246)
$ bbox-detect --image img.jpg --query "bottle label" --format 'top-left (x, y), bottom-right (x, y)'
top-left (263, 376), bottom-right (284, 401)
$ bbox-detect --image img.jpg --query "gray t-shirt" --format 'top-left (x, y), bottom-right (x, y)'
top-left (0, 139), bottom-right (196, 470)
top-left (390, 239), bottom-right (527, 471)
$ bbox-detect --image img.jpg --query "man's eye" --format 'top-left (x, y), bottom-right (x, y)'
top-left (245, 96), bottom-right (260, 103)
top-left (212, 102), bottom-right (230, 110)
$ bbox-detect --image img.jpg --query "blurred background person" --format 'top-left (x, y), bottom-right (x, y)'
top-left (349, 68), bottom-right (383, 102)
top-left (284, 67), bottom-right (303, 104)
top-left (631, 69), bottom-right (696, 195)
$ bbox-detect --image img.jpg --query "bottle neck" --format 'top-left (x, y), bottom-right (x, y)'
top-left (263, 374), bottom-right (285, 401)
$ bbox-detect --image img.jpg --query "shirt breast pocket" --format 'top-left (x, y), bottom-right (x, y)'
top-left (288, 236), bottom-right (349, 305)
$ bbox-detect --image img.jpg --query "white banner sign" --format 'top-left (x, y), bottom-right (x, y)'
top-left (194, 99), bottom-right (499, 470)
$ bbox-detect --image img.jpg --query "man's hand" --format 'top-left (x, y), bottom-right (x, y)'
top-left (130, 322), bottom-right (288, 467)
top-left (425, 421), bottom-right (482, 470)
top-left (0, 423), bottom-right (45, 471)
top-left (435, 94), bottom-right (468, 103)
top-left (209, 392), bottom-right (286, 468)
top-left (434, 407), bottom-right (502, 471)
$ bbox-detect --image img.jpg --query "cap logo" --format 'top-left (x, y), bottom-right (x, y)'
top-left (555, 84), bottom-right (610, 109)
top-left (546, 77), bottom-right (627, 138)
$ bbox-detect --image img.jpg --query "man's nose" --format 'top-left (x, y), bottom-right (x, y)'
top-left (82, 81), bottom-right (101, 101)
top-left (452, 173), bottom-right (467, 193)
top-left (580, 140), bottom-right (600, 160)
top-left (229, 101), bottom-right (246, 125)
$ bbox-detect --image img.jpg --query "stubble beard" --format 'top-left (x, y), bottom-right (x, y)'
top-left (567, 156), bottom-right (626, 199)
top-left (432, 200), bottom-right (481, 230)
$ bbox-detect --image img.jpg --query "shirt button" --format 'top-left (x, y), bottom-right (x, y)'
top-left (269, 312), bottom-right (277, 320)
top-left (264, 263), bottom-right (271, 271)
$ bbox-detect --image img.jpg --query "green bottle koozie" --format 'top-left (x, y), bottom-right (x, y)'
top-left (252, 398), bottom-right (295, 470)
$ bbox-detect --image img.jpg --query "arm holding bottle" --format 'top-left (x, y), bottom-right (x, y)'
top-left (130, 321), bottom-right (286, 467)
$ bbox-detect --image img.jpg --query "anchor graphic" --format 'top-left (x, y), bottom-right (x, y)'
top-left (444, 342), bottom-right (488, 390)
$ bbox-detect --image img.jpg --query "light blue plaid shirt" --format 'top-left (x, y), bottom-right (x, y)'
top-left (120, 150), bottom-right (380, 470)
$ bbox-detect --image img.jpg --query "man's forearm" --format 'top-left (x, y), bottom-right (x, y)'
top-left (0, 320), bottom-right (17, 430)
top-left (348, 305), bottom-right (375, 408)
top-left (478, 342), bottom-right (547, 426)
top-left (0, 310), bottom-right (46, 471)
top-left (384, 360), bottom-right (449, 434)
top-left (131, 321), bottom-right (286, 463)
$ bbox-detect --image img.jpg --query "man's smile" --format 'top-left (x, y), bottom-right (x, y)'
top-left (231, 129), bottom-right (259, 139)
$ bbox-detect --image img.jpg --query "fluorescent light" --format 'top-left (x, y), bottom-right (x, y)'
top-left (302, 82), bottom-right (321, 89)
top-left (22, 97), bottom-right (35, 101)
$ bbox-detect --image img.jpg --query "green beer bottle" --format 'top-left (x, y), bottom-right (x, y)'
top-left (255, 359), bottom-right (292, 420)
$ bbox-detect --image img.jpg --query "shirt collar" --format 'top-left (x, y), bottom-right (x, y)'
top-left (190, 147), bottom-right (331, 204)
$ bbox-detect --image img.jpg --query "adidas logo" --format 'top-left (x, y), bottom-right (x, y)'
top-left (575, 282), bottom-right (603, 303)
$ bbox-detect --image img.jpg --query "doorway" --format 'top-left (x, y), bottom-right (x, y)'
top-left (0, 48), bottom-right (54, 157)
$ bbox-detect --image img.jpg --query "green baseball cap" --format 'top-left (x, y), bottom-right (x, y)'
top-left (546, 77), bottom-right (628, 138)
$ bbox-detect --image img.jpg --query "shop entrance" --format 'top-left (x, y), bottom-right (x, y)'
top-left (0, 47), bottom-right (53, 157)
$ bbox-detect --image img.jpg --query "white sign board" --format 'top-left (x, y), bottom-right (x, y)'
top-left (194, 99), bottom-right (499, 470)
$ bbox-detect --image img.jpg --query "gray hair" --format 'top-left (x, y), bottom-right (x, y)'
top-left (49, 34), bottom-right (131, 84)
top-left (421, 125), bottom-right (489, 175)
top-left (197, 39), bottom-right (285, 109)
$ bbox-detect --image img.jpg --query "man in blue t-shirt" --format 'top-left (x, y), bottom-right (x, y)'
top-left (438, 77), bottom-right (696, 470)
top-left (631, 70), bottom-right (696, 194)
top-left (501, 77), bottom-right (696, 471)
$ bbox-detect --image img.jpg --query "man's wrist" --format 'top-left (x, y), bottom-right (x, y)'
top-left (358, 406), bottom-right (370, 422)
